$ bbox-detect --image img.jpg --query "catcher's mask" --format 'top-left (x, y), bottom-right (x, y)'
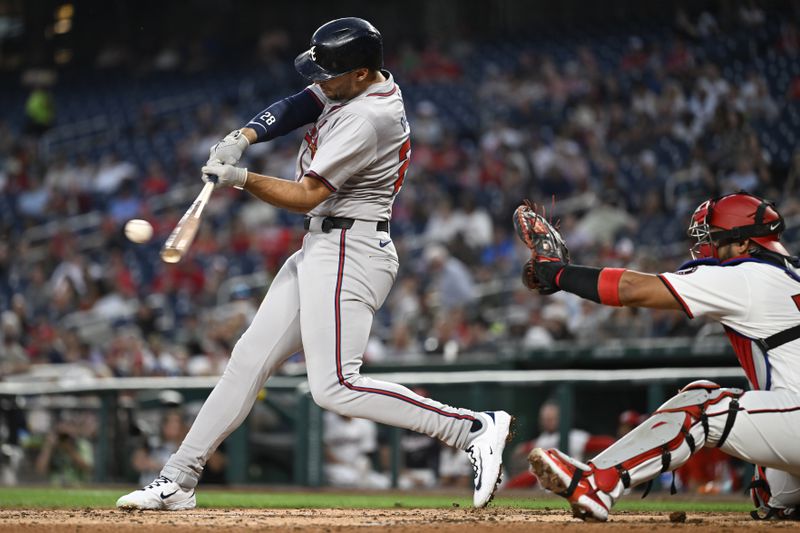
top-left (687, 191), bottom-right (788, 259)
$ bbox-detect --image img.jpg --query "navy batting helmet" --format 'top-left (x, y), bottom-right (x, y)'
top-left (294, 17), bottom-right (383, 81)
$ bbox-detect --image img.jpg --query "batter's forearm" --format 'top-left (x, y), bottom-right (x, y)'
top-left (240, 127), bottom-right (258, 144)
top-left (243, 172), bottom-right (329, 213)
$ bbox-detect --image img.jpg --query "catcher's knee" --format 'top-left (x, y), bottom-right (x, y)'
top-left (658, 380), bottom-right (743, 448)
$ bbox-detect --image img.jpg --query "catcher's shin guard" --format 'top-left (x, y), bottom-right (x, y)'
top-left (592, 380), bottom-right (742, 486)
top-left (534, 381), bottom-right (743, 520)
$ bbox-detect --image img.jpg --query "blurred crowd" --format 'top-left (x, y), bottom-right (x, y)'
top-left (2, 3), bottom-right (800, 384)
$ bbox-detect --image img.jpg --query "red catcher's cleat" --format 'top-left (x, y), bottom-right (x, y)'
top-left (528, 448), bottom-right (619, 521)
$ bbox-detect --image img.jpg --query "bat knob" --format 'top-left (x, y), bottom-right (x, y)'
top-left (160, 249), bottom-right (182, 264)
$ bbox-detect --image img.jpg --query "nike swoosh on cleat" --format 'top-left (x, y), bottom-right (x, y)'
top-left (160, 490), bottom-right (179, 499)
top-left (379, 239), bottom-right (392, 247)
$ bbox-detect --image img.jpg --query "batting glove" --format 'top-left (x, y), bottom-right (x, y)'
top-left (201, 162), bottom-right (248, 190)
top-left (208, 129), bottom-right (250, 166)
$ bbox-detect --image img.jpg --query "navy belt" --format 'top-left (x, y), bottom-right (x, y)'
top-left (304, 217), bottom-right (389, 233)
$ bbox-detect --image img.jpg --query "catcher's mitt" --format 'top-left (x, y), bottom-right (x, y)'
top-left (514, 201), bottom-right (570, 294)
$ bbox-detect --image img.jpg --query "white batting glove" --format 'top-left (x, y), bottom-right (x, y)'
top-left (208, 129), bottom-right (250, 165)
top-left (201, 162), bottom-right (248, 190)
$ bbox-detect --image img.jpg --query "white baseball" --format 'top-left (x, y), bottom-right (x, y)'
top-left (124, 219), bottom-right (153, 243)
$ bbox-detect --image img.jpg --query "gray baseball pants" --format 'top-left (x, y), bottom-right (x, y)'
top-left (161, 220), bottom-right (477, 489)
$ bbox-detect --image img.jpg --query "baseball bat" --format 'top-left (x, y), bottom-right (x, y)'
top-left (160, 181), bottom-right (215, 264)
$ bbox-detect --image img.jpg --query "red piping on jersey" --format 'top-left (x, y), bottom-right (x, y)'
top-left (333, 230), bottom-right (476, 423)
top-left (367, 84), bottom-right (398, 97)
top-left (656, 274), bottom-right (694, 318)
top-left (723, 326), bottom-right (760, 390)
top-left (305, 171), bottom-right (336, 192)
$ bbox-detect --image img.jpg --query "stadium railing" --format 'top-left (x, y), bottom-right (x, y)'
top-left (0, 367), bottom-right (748, 488)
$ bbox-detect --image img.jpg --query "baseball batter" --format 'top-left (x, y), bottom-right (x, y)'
top-left (516, 192), bottom-right (800, 521)
top-left (117, 17), bottom-right (511, 511)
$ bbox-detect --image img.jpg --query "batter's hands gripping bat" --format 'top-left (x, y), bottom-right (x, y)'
top-left (160, 181), bottom-right (215, 264)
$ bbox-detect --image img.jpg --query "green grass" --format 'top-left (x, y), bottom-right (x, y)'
top-left (0, 487), bottom-right (751, 513)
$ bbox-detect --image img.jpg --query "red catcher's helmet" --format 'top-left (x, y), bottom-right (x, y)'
top-left (687, 192), bottom-right (788, 259)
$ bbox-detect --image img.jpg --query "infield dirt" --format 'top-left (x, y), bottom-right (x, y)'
top-left (1, 508), bottom-right (795, 532)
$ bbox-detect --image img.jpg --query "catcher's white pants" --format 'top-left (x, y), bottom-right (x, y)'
top-left (720, 390), bottom-right (800, 509)
top-left (161, 220), bottom-right (477, 489)
top-left (588, 387), bottom-right (800, 511)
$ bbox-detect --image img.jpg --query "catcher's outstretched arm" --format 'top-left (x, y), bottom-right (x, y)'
top-left (552, 264), bottom-right (683, 310)
top-left (513, 200), bottom-right (682, 311)
top-left (618, 270), bottom-right (683, 310)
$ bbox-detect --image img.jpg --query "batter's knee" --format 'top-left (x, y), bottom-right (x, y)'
top-left (308, 373), bottom-right (361, 415)
top-left (308, 376), bottom-right (342, 413)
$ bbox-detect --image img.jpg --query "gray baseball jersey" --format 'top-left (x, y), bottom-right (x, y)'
top-left (160, 72), bottom-right (482, 490)
top-left (300, 74), bottom-right (410, 221)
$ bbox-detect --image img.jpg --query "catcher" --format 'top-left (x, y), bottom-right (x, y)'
top-left (514, 192), bottom-right (800, 521)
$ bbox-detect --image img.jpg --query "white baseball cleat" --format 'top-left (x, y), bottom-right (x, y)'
top-left (466, 411), bottom-right (513, 508)
top-left (116, 476), bottom-right (196, 511)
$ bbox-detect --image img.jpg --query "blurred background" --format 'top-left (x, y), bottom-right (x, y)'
top-left (1, 0), bottom-right (799, 496)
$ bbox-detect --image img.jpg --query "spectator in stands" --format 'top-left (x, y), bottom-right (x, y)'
top-left (676, 446), bottom-right (737, 495)
top-left (390, 388), bottom-right (442, 489)
top-left (505, 401), bottom-right (590, 489)
top-left (141, 161), bottom-right (169, 196)
top-left (438, 445), bottom-right (473, 488)
top-left (2, 2), bottom-right (799, 383)
top-left (422, 244), bottom-right (476, 311)
top-left (131, 410), bottom-right (189, 485)
top-left (93, 152), bottom-right (137, 196)
top-left (721, 155), bottom-right (759, 194)
top-left (616, 410), bottom-right (645, 437)
top-left (323, 411), bottom-right (389, 489)
top-left (0, 311), bottom-right (29, 377)
top-left (24, 83), bottom-right (55, 136)
top-left (35, 415), bottom-right (94, 485)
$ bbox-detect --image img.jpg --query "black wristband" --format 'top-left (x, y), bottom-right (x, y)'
top-left (557, 265), bottom-right (602, 303)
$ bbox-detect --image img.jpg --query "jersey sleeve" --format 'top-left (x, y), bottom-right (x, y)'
top-left (305, 84), bottom-right (328, 107)
top-left (245, 88), bottom-right (324, 143)
top-left (304, 113), bottom-right (378, 191)
top-left (658, 265), bottom-right (751, 320)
